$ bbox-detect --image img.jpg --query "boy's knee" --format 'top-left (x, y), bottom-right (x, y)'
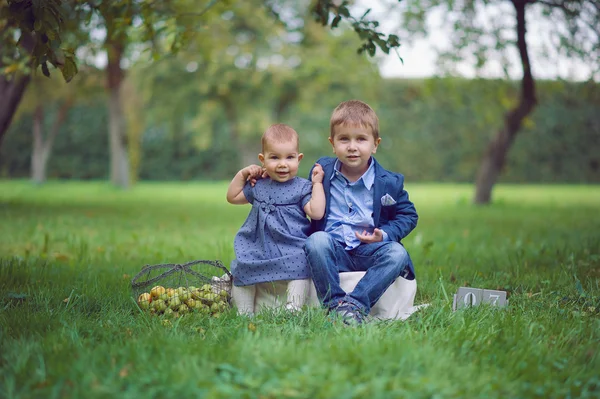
top-left (385, 242), bottom-right (409, 265)
top-left (305, 231), bottom-right (331, 252)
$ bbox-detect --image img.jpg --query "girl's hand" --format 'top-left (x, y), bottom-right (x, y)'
top-left (311, 163), bottom-right (324, 184)
top-left (242, 165), bottom-right (264, 180)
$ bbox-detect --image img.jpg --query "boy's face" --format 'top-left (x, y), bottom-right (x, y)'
top-left (258, 140), bottom-right (303, 183)
top-left (329, 124), bottom-right (381, 178)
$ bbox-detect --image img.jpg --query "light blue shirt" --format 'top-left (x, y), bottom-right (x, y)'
top-left (324, 158), bottom-right (389, 250)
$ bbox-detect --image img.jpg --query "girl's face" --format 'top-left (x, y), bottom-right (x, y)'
top-left (258, 140), bottom-right (303, 183)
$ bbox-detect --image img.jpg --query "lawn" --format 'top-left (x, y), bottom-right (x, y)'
top-left (1, 180), bottom-right (599, 398)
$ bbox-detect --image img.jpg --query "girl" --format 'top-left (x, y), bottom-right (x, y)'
top-left (226, 123), bottom-right (325, 314)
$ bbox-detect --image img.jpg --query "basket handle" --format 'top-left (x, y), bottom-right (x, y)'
top-left (131, 259), bottom-right (232, 290)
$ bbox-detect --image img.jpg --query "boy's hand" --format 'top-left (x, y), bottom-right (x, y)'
top-left (356, 228), bottom-right (384, 243)
top-left (311, 163), bottom-right (324, 184)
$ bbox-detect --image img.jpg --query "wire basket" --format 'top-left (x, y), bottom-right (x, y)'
top-left (131, 259), bottom-right (232, 317)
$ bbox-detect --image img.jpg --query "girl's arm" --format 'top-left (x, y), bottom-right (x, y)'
top-left (226, 165), bottom-right (263, 204)
top-left (304, 163), bottom-right (325, 220)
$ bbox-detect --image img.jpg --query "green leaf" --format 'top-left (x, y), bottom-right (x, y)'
top-left (331, 15), bottom-right (342, 28)
top-left (34, 19), bottom-right (42, 32)
top-left (338, 5), bottom-right (350, 18)
top-left (60, 56), bottom-right (78, 83)
top-left (368, 42), bottom-right (376, 57)
top-left (41, 61), bottom-right (50, 77)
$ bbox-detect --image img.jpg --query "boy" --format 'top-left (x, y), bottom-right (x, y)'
top-left (304, 100), bottom-right (418, 325)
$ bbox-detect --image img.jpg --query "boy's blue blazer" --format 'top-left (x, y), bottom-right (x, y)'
top-left (309, 156), bottom-right (419, 277)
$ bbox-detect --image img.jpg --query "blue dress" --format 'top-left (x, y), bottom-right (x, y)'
top-left (231, 177), bottom-right (313, 286)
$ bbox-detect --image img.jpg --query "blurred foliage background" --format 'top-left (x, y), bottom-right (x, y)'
top-left (1, 0), bottom-right (598, 185)
top-left (2, 75), bottom-right (598, 183)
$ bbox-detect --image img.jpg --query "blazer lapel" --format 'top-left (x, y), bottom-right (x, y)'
top-left (322, 159), bottom-right (336, 222)
top-left (372, 160), bottom-right (386, 227)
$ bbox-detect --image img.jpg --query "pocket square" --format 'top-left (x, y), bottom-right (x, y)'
top-left (381, 193), bottom-right (397, 206)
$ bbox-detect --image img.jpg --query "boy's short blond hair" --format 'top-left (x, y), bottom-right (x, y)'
top-left (261, 123), bottom-right (299, 153)
top-left (330, 100), bottom-right (379, 140)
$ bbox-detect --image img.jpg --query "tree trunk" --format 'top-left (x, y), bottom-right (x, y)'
top-left (31, 105), bottom-right (47, 184)
top-left (0, 30), bottom-right (34, 147)
top-left (31, 98), bottom-right (73, 184)
top-left (0, 74), bottom-right (30, 147)
top-left (222, 96), bottom-right (260, 167)
top-left (106, 41), bottom-right (130, 189)
top-left (273, 88), bottom-right (298, 121)
top-left (473, 0), bottom-right (537, 204)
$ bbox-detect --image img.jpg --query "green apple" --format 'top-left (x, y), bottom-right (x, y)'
top-left (205, 293), bottom-right (218, 302)
top-left (190, 289), bottom-right (202, 300)
top-left (185, 298), bottom-right (196, 309)
top-left (178, 304), bottom-right (189, 314)
top-left (150, 286), bottom-right (166, 299)
top-left (169, 297), bottom-right (181, 310)
top-left (201, 284), bottom-right (212, 292)
top-left (152, 299), bottom-right (167, 313)
top-left (138, 293), bottom-right (152, 310)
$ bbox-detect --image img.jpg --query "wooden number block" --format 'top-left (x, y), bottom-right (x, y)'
top-left (453, 287), bottom-right (483, 311)
top-left (482, 289), bottom-right (508, 307)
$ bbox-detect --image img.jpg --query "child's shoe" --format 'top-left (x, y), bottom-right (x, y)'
top-left (332, 302), bottom-right (366, 326)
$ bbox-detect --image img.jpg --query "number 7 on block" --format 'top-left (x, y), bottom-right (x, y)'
top-left (482, 289), bottom-right (507, 307)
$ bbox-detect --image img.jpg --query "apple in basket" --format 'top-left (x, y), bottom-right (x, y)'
top-left (185, 298), bottom-right (196, 309)
top-left (201, 284), bottom-right (213, 293)
top-left (169, 297), bottom-right (182, 310)
top-left (138, 293), bottom-right (152, 310)
top-left (190, 288), bottom-right (202, 301)
top-left (176, 287), bottom-right (191, 302)
top-left (150, 286), bottom-right (166, 299)
top-left (205, 292), bottom-right (218, 303)
top-left (178, 304), bottom-right (189, 314)
top-left (152, 299), bottom-right (167, 313)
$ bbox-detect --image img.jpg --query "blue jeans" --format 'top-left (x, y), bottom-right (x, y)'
top-left (304, 231), bottom-right (411, 314)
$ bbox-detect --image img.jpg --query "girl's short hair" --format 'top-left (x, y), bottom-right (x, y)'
top-left (330, 100), bottom-right (379, 140)
top-left (262, 123), bottom-right (299, 152)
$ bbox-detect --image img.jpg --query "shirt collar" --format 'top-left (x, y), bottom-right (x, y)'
top-left (331, 157), bottom-right (376, 190)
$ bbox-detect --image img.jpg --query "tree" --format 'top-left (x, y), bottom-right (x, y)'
top-left (15, 66), bottom-right (102, 183)
top-left (396, 0), bottom-right (599, 203)
top-left (1, 0), bottom-right (78, 148)
top-left (30, 81), bottom-right (74, 184)
top-left (136, 2), bottom-right (381, 170)
top-left (1, 0), bottom-right (402, 152)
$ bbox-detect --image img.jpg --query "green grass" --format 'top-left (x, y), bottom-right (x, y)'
top-left (1, 180), bottom-right (599, 399)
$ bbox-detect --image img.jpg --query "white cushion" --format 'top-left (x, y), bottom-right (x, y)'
top-left (234, 272), bottom-right (424, 321)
